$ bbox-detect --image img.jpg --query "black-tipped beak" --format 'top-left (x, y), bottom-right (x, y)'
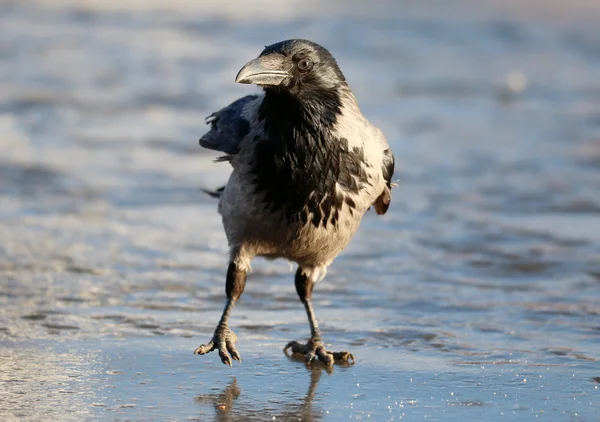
top-left (235, 55), bottom-right (289, 86)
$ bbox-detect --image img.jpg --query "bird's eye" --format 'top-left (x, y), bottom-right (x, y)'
top-left (297, 58), bottom-right (313, 72)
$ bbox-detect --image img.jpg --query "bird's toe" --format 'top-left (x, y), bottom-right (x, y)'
top-left (284, 340), bottom-right (309, 356)
top-left (284, 338), bottom-right (353, 367)
top-left (331, 351), bottom-right (355, 363)
top-left (193, 340), bottom-right (215, 355)
top-left (315, 346), bottom-right (334, 367)
top-left (217, 337), bottom-right (232, 366)
top-left (194, 326), bottom-right (241, 366)
top-left (227, 338), bottom-right (241, 362)
top-left (305, 350), bottom-right (317, 364)
top-left (218, 347), bottom-right (232, 366)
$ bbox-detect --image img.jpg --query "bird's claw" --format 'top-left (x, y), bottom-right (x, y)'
top-left (193, 325), bottom-right (241, 366)
top-left (284, 338), bottom-right (354, 367)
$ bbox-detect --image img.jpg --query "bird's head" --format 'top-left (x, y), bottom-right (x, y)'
top-left (235, 39), bottom-right (346, 96)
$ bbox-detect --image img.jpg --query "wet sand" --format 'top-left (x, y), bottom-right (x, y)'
top-left (1, 0), bottom-right (599, 420)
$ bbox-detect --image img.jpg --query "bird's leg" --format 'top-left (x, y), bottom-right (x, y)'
top-left (194, 261), bottom-right (246, 366)
top-left (284, 267), bottom-right (355, 367)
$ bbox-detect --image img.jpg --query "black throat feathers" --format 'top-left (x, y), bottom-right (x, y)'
top-left (251, 87), bottom-right (369, 228)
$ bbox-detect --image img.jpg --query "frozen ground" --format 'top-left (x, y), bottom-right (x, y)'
top-left (0, 0), bottom-right (599, 420)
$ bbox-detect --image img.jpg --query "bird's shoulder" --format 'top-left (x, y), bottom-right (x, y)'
top-left (357, 115), bottom-right (394, 183)
top-left (334, 96), bottom-right (395, 215)
top-left (199, 93), bottom-right (264, 156)
top-left (334, 98), bottom-right (393, 173)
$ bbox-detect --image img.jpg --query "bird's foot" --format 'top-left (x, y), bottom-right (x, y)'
top-left (193, 325), bottom-right (241, 367)
top-left (284, 337), bottom-right (354, 367)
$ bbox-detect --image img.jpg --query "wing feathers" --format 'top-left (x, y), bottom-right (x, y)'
top-left (374, 147), bottom-right (395, 215)
top-left (199, 94), bottom-right (260, 155)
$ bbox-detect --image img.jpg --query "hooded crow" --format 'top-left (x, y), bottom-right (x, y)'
top-left (195, 39), bottom-right (395, 367)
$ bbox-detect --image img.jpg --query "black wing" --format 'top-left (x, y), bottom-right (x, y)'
top-left (374, 147), bottom-right (395, 215)
top-left (199, 94), bottom-right (259, 155)
top-left (382, 147), bottom-right (395, 188)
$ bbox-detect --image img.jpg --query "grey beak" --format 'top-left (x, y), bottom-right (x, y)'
top-left (235, 55), bottom-right (289, 86)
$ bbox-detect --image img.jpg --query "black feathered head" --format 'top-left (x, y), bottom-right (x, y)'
top-left (235, 39), bottom-right (346, 96)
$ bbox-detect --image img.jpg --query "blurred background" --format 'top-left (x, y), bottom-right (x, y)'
top-left (1, 0), bottom-right (599, 420)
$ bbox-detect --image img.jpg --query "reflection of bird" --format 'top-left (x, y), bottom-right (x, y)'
top-left (195, 378), bottom-right (240, 422)
top-left (194, 39), bottom-right (395, 367)
top-left (195, 369), bottom-right (324, 421)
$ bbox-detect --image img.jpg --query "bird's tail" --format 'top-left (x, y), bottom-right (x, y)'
top-left (201, 186), bottom-right (225, 199)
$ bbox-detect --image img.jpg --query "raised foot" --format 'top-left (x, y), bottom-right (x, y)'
top-left (284, 337), bottom-right (355, 367)
top-left (193, 325), bottom-right (240, 367)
